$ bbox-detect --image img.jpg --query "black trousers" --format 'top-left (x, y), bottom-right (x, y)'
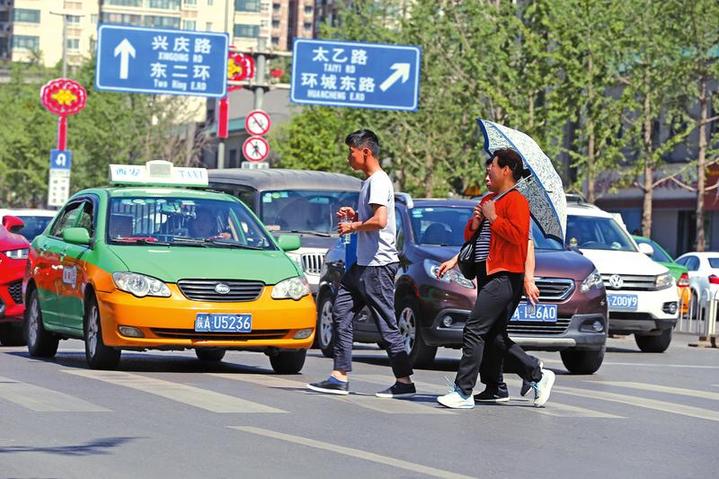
top-left (455, 262), bottom-right (542, 396)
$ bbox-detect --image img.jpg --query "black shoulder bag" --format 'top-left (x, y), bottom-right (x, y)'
top-left (457, 224), bottom-right (482, 280)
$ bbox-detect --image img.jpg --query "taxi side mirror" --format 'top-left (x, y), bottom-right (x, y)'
top-left (2, 215), bottom-right (24, 234)
top-left (63, 227), bottom-right (91, 246)
top-left (277, 234), bottom-right (301, 252)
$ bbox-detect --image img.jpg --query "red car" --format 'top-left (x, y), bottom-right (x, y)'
top-left (0, 215), bottom-right (29, 345)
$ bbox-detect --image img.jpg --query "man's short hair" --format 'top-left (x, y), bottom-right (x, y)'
top-left (486, 148), bottom-right (524, 181)
top-left (345, 129), bottom-right (380, 158)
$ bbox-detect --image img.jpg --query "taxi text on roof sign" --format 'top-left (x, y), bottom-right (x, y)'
top-left (95, 25), bottom-right (228, 98)
top-left (109, 160), bottom-right (208, 187)
top-left (291, 39), bottom-right (421, 111)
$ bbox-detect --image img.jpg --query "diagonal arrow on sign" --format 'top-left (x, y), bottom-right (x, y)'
top-left (114, 38), bottom-right (136, 80)
top-left (379, 63), bottom-right (411, 92)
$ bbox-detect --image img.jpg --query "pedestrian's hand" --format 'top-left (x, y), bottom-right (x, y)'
top-left (338, 221), bottom-right (355, 236)
top-left (524, 279), bottom-right (540, 305)
top-left (471, 203), bottom-right (484, 230)
top-left (480, 200), bottom-right (497, 222)
top-left (337, 206), bottom-right (357, 221)
top-left (436, 257), bottom-right (458, 278)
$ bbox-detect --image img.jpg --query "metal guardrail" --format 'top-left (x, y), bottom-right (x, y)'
top-left (677, 288), bottom-right (718, 341)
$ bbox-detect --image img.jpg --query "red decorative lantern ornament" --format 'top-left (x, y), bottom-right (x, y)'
top-left (227, 52), bottom-right (255, 82)
top-left (40, 78), bottom-right (88, 150)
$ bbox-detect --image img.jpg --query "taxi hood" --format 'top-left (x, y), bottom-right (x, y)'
top-left (107, 245), bottom-right (300, 284)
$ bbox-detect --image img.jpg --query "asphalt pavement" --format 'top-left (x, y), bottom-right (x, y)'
top-left (1, 333), bottom-right (718, 479)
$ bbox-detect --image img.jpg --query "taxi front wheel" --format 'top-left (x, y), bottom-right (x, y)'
top-left (269, 350), bottom-right (307, 374)
top-left (25, 288), bottom-right (59, 358)
top-left (84, 295), bottom-right (121, 370)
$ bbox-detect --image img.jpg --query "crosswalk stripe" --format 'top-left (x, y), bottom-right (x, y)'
top-left (589, 381), bottom-right (719, 401)
top-left (62, 370), bottom-right (286, 414)
top-left (230, 426), bottom-right (476, 479)
top-left (352, 374), bottom-right (621, 418)
top-left (0, 375), bottom-right (109, 412)
top-left (209, 373), bottom-right (307, 389)
top-left (554, 385), bottom-right (719, 422)
top-left (541, 358), bottom-right (719, 370)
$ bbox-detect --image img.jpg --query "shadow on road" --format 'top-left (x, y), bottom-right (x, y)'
top-left (0, 437), bottom-right (140, 456)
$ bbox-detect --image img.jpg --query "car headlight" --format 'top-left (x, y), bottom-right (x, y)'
top-left (112, 272), bottom-right (171, 298)
top-left (580, 269), bottom-right (604, 293)
top-left (3, 248), bottom-right (29, 260)
top-left (424, 259), bottom-right (475, 289)
top-left (655, 272), bottom-right (673, 290)
top-left (272, 276), bottom-right (310, 300)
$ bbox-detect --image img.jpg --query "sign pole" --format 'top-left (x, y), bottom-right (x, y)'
top-left (254, 37), bottom-right (266, 110)
top-left (57, 115), bottom-right (67, 151)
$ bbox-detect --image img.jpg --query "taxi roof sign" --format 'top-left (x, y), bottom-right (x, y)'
top-left (109, 161), bottom-right (208, 187)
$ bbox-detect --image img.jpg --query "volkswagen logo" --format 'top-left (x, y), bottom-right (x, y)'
top-left (608, 274), bottom-right (623, 290)
top-left (214, 283), bottom-right (231, 295)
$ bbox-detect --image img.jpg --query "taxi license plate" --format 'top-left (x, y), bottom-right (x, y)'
top-left (608, 294), bottom-right (638, 312)
top-left (194, 313), bottom-right (252, 333)
top-left (510, 303), bottom-right (558, 322)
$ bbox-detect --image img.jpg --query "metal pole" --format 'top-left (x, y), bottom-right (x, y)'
top-left (216, 0), bottom-right (230, 169)
top-left (254, 37), bottom-right (266, 110)
top-left (61, 14), bottom-right (67, 78)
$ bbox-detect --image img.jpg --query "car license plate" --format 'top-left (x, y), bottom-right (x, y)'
top-left (194, 313), bottom-right (252, 333)
top-left (510, 303), bottom-right (558, 322)
top-left (608, 294), bottom-right (638, 312)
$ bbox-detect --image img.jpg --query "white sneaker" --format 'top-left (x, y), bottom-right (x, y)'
top-left (437, 389), bottom-right (475, 409)
top-left (531, 369), bottom-right (555, 407)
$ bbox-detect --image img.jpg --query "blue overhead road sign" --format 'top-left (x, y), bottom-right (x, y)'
top-left (291, 39), bottom-right (421, 111)
top-left (96, 25), bottom-right (228, 98)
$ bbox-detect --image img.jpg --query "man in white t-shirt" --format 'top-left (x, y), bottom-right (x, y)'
top-left (307, 129), bottom-right (415, 398)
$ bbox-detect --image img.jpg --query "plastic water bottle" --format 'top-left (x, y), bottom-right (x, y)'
top-left (340, 213), bottom-right (352, 245)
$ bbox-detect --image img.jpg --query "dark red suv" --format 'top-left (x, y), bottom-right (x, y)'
top-left (316, 195), bottom-right (608, 374)
top-left (0, 215), bottom-right (29, 346)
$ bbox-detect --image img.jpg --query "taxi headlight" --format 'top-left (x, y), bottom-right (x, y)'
top-left (112, 272), bottom-right (171, 298)
top-left (580, 269), bottom-right (604, 293)
top-left (272, 276), bottom-right (310, 300)
top-left (655, 272), bottom-right (673, 290)
top-left (424, 259), bottom-right (475, 289)
top-left (3, 248), bottom-right (29, 260)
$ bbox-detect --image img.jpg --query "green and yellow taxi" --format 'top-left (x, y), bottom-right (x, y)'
top-left (23, 161), bottom-right (315, 372)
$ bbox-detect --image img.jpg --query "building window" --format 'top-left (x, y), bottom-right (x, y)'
top-left (105, 0), bottom-right (143, 6)
top-left (66, 15), bottom-right (82, 24)
top-left (12, 35), bottom-right (39, 51)
top-left (101, 13), bottom-right (143, 26)
top-left (90, 14), bottom-right (98, 24)
top-left (235, 0), bottom-right (260, 12)
top-left (208, 0), bottom-right (213, 5)
top-left (64, 1), bottom-right (83, 9)
top-left (303, 22), bottom-right (312, 31)
top-left (66, 38), bottom-right (80, 50)
top-left (271, 36), bottom-right (279, 46)
top-left (234, 24), bottom-right (259, 38)
top-left (182, 19), bottom-right (196, 30)
top-left (205, 21), bottom-right (213, 31)
top-left (183, 0), bottom-right (197, 6)
top-left (12, 9), bottom-right (41, 23)
top-left (271, 19), bottom-right (279, 28)
top-left (144, 15), bottom-right (181, 28)
top-left (272, 2), bottom-right (280, 12)
top-left (304, 5), bottom-right (313, 15)
top-left (148, 0), bottom-right (181, 10)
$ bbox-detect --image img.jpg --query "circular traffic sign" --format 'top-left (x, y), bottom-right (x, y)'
top-left (242, 136), bottom-right (270, 163)
top-left (40, 78), bottom-right (87, 116)
top-left (244, 109), bottom-right (271, 136)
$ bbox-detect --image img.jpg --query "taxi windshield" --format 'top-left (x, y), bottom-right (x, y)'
top-left (260, 190), bottom-right (359, 235)
top-left (107, 197), bottom-right (275, 250)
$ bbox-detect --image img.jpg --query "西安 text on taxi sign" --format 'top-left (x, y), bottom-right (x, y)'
top-left (96, 25), bottom-right (228, 98)
top-left (109, 161), bottom-right (208, 187)
top-left (291, 39), bottom-right (421, 111)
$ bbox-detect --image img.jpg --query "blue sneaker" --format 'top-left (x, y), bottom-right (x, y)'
top-left (521, 360), bottom-right (544, 397)
top-left (307, 376), bottom-right (349, 395)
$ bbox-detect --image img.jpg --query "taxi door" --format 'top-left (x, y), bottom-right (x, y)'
top-left (57, 199), bottom-right (96, 334)
top-left (33, 201), bottom-right (85, 328)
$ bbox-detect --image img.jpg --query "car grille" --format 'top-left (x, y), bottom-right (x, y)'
top-left (177, 280), bottom-right (264, 302)
top-left (535, 278), bottom-right (574, 301)
top-left (301, 253), bottom-right (324, 275)
top-left (8, 280), bottom-right (22, 304)
top-left (602, 274), bottom-right (655, 291)
top-left (507, 318), bottom-right (571, 335)
top-left (151, 328), bottom-right (288, 341)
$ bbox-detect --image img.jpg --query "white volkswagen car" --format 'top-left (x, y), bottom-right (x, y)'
top-left (566, 202), bottom-right (678, 352)
top-left (674, 251), bottom-right (719, 316)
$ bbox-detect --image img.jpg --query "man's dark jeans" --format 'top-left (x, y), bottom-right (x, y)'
top-left (332, 263), bottom-right (413, 378)
top-left (455, 264), bottom-right (541, 396)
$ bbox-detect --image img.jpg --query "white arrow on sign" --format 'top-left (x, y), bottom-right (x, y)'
top-left (114, 38), bottom-right (136, 80)
top-left (379, 63), bottom-right (411, 92)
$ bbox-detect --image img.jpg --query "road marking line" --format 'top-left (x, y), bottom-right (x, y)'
top-left (209, 373), bottom-right (307, 389)
top-left (554, 385), bottom-right (719, 422)
top-left (62, 370), bottom-right (286, 414)
top-left (589, 381), bottom-right (719, 401)
top-left (230, 426), bottom-right (475, 479)
top-left (0, 376), bottom-right (109, 412)
top-left (531, 401), bottom-right (623, 418)
top-left (541, 358), bottom-right (719, 369)
top-left (339, 395), bottom-right (451, 415)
